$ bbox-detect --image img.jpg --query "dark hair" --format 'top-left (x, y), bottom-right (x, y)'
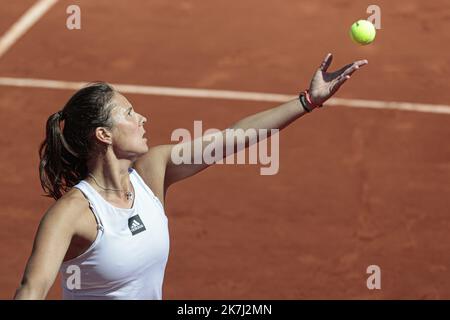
top-left (39, 82), bottom-right (116, 200)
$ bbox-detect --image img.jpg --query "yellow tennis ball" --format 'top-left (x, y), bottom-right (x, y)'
top-left (349, 20), bottom-right (376, 45)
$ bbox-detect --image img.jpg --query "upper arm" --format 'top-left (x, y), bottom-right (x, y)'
top-left (134, 139), bottom-right (216, 199)
top-left (16, 197), bottom-right (82, 298)
top-left (134, 145), bottom-right (172, 203)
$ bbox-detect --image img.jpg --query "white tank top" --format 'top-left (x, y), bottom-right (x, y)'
top-left (59, 168), bottom-right (170, 300)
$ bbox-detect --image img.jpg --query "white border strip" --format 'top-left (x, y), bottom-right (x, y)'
top-left (0, 76), bottom-right (449, 115)
top-left (0, 0), bottom-right (58, 59)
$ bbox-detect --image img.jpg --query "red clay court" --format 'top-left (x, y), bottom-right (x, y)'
top-left (0, 0), bottom-right (449, 299)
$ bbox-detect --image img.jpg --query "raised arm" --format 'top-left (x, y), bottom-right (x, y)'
top-left (134, 54), bottom-right (368, 196)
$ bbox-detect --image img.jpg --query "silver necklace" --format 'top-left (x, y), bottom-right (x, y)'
top-left (88, 173), bottom-right (134, 201)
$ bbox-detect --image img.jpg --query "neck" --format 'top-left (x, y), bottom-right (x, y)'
top-left (86, 154), bottom-right (134, 192)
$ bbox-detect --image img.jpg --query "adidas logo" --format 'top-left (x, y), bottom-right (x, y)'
top-left (128, 215), bottom-right (146, 235)
top-left (131, 220), bottom-right (141, 229)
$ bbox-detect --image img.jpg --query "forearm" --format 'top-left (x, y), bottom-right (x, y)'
top-left (174, 97), bottom-right (309, 162)
top-left (231, 98), bottom-right (308, 132)
top-left (166, 97), bottom-right (311, 184)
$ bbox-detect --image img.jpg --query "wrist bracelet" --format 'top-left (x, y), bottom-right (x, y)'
top-left (299, 91), bottom-right (312, 113)
top-left (299, 90), bottom-right (323, 113)
top-left (305, 89), bottom-right (323, 108)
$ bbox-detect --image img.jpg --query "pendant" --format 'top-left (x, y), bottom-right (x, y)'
top-left (125, 191), bottom-right (133, 201)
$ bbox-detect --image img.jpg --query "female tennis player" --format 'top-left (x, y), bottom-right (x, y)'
top-left (14, 54), bottom-right (367, 299)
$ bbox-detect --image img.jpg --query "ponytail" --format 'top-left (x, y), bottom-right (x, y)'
top-left (39, 82), bottom-right (115, 200)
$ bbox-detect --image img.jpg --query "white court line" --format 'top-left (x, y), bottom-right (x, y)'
top-left (0, 0), bottom-right (58, 59)
top-left (0, 76), bottom-right (450, 115)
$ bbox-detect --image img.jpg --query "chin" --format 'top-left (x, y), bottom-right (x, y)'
top-left (130, 139), bottom-right (149, 156)
top-left (141, 143), bottom-right (149, 154)
top-left (132, 144), bottom-right (149, 157)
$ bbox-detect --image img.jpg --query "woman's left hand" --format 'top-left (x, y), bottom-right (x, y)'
top-left (308, 53), bottom-right (368, 107)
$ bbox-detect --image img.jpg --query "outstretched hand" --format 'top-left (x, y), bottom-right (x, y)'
top-left (308, 53), bottom-right (368, 107)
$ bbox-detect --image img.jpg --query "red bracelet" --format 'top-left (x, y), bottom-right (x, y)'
top-left (304, 89), bottom-right (322, 109)
top-left (299, 92), bottom-right (312, 112)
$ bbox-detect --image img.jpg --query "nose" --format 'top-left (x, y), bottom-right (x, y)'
top-left (140, 115), bottom-right (147, 125)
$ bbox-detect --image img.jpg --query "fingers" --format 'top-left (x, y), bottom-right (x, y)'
top-left (319, 53), bottom-right (333, 72)
top-left (355, 59), bottom-right (369, 67)
top-left (331, 60), bottom-right (368, 92)
top-left (330, 75), bottom-right (350, 93)
top-left (328, 59), bottom-right (368, 94)
top-left (334, 62), bottom-right (354, 76)
top-left (341, 59), bottom-right (369, 78)
top-left (341, 65), bottom-right (359, 78)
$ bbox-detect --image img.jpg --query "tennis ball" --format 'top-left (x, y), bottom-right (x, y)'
top-left (349, 20), bottom-right (376, 45)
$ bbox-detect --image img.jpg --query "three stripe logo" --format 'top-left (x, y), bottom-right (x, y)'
top-left (128, 215), bottom-right (146, 235)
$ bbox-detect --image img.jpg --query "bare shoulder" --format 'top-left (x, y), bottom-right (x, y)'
top-left (17, 187), bottom-right (93, 296)
top-left (134, 144), bottom-right (172, 170)
top-left (133, 144), bottom-right (172, 204)
top-left (41, 188), bottom-right (90, 230)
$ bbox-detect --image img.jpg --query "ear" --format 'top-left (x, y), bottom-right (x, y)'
top-left (95, 127), bottom-right (113, 145)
